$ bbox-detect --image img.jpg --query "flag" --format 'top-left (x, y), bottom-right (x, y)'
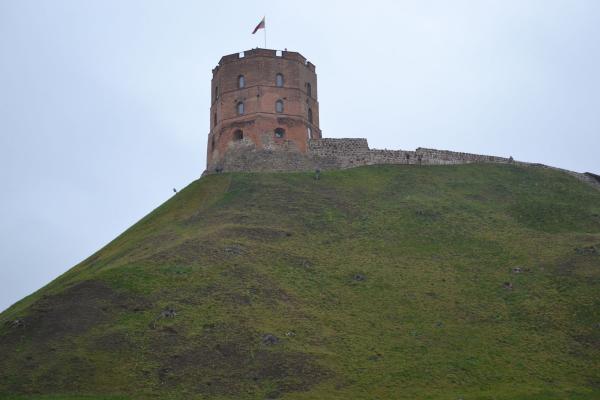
top-left (252, 17), bottom-right (265, 34)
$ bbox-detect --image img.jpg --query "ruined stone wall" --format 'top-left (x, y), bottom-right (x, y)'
top-left (210, 138), bottom-right (518, 173)
top-left (204, 136), bottom-right (599, 190)
top-left (414, 148), bottom-right (511, 165)
top-left (368, 149), bottom-right (416, 165)
top-left (308, 139), bottom-right (370, 169)
top-left (306, 140), bottom-right (512, 168)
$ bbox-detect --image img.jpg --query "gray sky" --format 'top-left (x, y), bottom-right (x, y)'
top-left (1, 0), bottom-right (599, 312)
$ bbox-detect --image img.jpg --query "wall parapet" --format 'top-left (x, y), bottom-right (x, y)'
top-left (213, 48), bottom-right (316, 75)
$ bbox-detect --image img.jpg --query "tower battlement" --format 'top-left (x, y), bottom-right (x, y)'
top-left (212, 49), bottom-right (315, 75)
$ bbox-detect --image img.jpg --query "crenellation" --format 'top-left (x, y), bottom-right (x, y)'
top-left (282, 51), bottom-right (307, 65)
top-left (218, 52), bottom-right (242, 65)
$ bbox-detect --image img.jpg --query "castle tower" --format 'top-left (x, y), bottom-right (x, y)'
top-left (207, 49), bottom-right (321, 171)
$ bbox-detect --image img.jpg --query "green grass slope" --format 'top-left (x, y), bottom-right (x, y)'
top-left (1, 164), bottom-right (600, 400)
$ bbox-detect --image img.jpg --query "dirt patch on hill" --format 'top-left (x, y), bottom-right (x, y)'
top-left (0, 280), bottom-right (150, 393)
top-left (1, 281), bottom-right (148, 346)
top-left (152, 322), bottom-right (332, 397)
top-left (94, 331), bottom-right (134, 352)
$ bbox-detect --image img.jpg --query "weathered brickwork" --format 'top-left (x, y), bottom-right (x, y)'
top-left (204, 50), bottom-right (599, 190)
top-left (207, 49), bottom-right (320, 171)
top-left (215, 132), bottom-right (319, 173)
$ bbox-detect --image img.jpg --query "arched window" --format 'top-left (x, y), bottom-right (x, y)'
top-left (238, 75), bottom-right (245, 88)
top-left (237, 101), bottom-right (244, 115)
top-left (275, 99), bottom-right (284, 113)
top-left (308, 108), bottom-right (313, 124)
top-left (233, 129), bottom-right (243, 141)
top-left (276, 73), bottom-right (284, 87)
top-left (306, 82), bottom-right (312, 97)
top-left (215, 85), bottom-right (219, 100)
top-left (274, 128), bottom-right (285, 138)
top-left (307, 127), bottom-right (312, 139)
top-left (213, 112), bottom-right (217, 127)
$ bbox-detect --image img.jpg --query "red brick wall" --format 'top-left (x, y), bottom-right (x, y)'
top-left (207, 49), bottom-right (321, 170)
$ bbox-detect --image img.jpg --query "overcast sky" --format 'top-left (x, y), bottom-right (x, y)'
top-left (1, 0), bottom-right (599, 312)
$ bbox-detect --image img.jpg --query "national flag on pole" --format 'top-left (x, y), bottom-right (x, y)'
top-left (252, 17), bottom-right (265, 34)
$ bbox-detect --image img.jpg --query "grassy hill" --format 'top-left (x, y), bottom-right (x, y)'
top-left (1, 164), bottom-right (599, 400)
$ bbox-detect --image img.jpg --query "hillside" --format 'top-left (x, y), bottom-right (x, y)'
top-left (1, 164), bottom-right (599, 400)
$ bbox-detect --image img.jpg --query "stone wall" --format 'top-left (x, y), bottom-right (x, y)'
top-left (368, 149), bottom-right (414, 165)
top-left (308, 139), bottom-right (370, 169)
top-left (204, 136), bottom-right (600, 190)
top-left (306, 140), bottom-right (512, 169)
top-left (414, 148), bottom-right (511, 165)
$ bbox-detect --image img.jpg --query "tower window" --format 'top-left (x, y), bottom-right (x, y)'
top-left (274, 128), bottom-right (285, 138)
top-left (237, 101), bottom-right (244, 115)
top-left (307, 127), bottom-right (312, 139)
top-left (215, 85), bottom-right (219, 100)
top-left (276, 73), bottom-right (284, 87)
top-left (238, 75), bottom-right (245, 88)
top-left (306, 82), bottom-right (312, 97)
top-left (275, 99), bottom-right (284, 113)
top-left (213, 112), bottom-right (217, 127)
top-left (233, 129), bottom-right (243, 141)
top-left (308, 108), bottom-right (313, 124)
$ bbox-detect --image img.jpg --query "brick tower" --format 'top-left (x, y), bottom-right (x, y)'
top-left (207, 49), bottom-right (321, 172)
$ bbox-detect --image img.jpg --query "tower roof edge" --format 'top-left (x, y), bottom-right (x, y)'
top-left (213, 49), bottom-right (314, 72)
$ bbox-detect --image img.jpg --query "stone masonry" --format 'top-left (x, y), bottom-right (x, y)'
top-left (207, 136), bottom-right (600, 189)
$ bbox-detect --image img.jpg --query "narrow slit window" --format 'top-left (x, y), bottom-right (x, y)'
top-left (238, 75), bottom-right (245, 88)
top-left (275, 100), bottom-right (284, 113)
top-left (276, 73), bottom-right (284, 87)
top-left (308, 108), bottom-right (313, 124)
top-left (237, 101), bottom-right (244, 115)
